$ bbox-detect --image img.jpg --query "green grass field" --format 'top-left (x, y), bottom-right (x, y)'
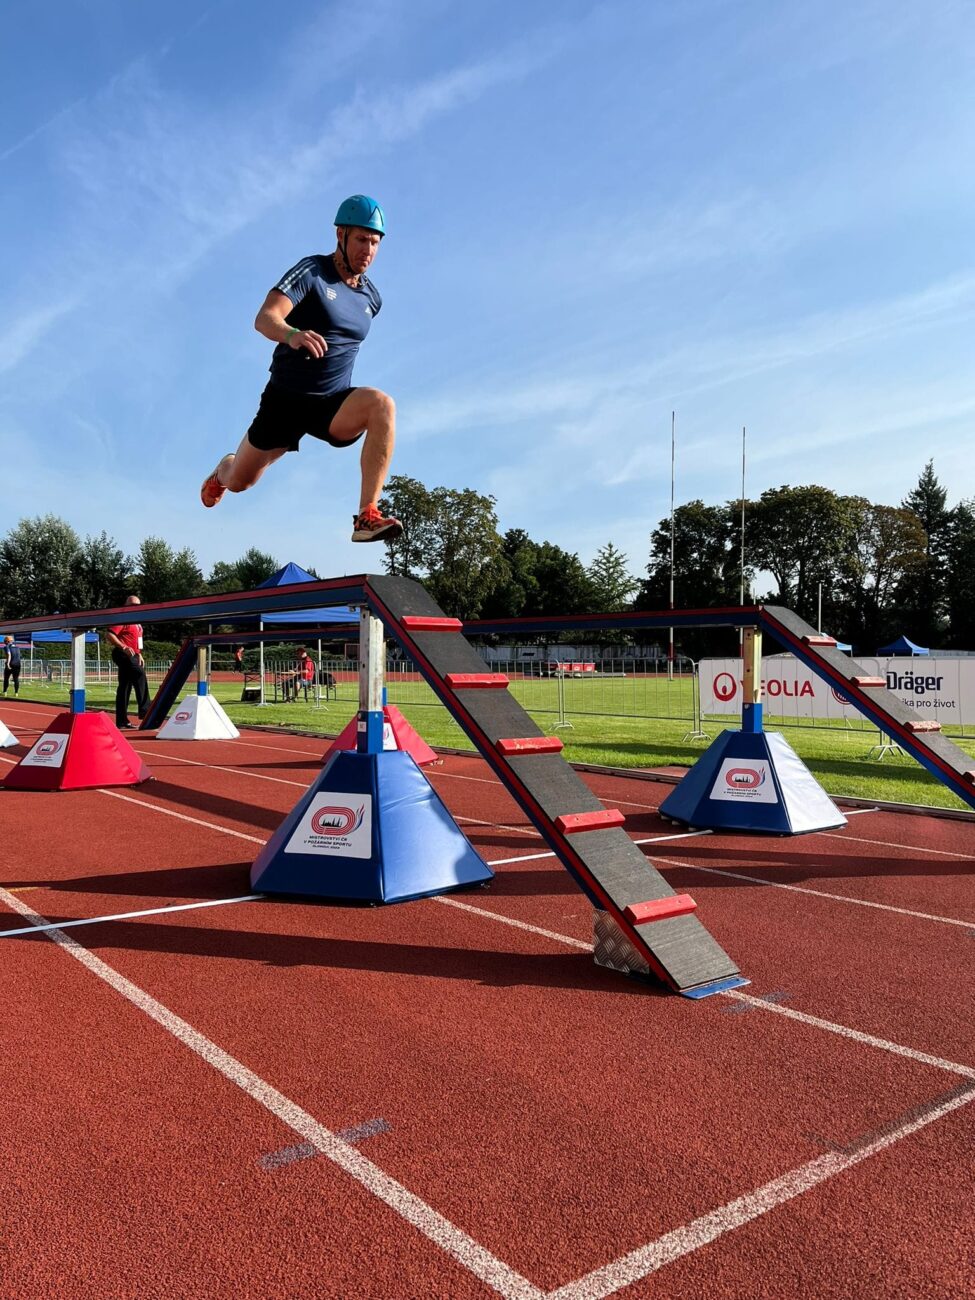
top-left (12, 671), bottom-right (975, 813)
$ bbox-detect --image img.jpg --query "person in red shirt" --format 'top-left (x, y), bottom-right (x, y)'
top-left (297, 647), bottom-right (316, 698)
top-left (106, 595), bottom-right (150, 729)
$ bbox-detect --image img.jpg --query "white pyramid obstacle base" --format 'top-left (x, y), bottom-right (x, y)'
top-left (157, 694), bottom-right (240, 741)
top-left (0, 718), bottom-right (17, 748)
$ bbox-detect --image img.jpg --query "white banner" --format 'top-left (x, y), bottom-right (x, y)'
top-left (700, 656), bottom-right (975, 726)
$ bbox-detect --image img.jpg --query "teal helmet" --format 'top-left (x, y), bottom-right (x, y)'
top-left (334, 194), bottom-right (385, 237)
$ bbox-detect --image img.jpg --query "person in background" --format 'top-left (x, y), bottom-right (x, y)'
top-left (2, 635), bottom-right (21, 697)
top-left (297, 646), bottom-right (316, 698)
top-left (234, 645), bottom-right (244, 673)
top-left (106, 596), bottom-right (150, 729)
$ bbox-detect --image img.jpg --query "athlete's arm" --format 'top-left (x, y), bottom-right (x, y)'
top-left (254, 290), bottom-right (327, 358)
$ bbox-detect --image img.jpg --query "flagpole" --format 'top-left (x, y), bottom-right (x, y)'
top-left (668, 410), bottom-right (675, 681)
top-left (739, 425), bottom-right (746, 655)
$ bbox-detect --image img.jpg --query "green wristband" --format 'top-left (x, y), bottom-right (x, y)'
top-left (286, 327), bottom-right (298, 342)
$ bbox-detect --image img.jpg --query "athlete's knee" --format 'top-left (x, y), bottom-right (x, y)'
top-left (362, 388), bottom-right (396, 424)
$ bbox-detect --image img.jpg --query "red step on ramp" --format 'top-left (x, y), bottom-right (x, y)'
top-left (322, 704), bottom-right (438, 768)
top-left (2, 712), bottom-right (152, 791)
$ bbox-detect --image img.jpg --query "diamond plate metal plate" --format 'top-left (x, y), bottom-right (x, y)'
top-left (592, 910), bottom-right (650, 978)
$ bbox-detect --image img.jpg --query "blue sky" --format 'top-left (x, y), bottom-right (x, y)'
top-left (2, 0), bottom-right (973, 587)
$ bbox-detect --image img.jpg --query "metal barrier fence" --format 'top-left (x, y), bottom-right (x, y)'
top-left (384, 655), bottom-right (700, 726)
top-left (18, 652), bottom-right (975, 751)
top-left (20, 658), bottom-right (174, 689)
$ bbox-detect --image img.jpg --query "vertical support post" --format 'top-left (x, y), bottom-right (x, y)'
top-left (70, 630), bottom-right (86, 715)
top-left (259, 618), bottom-right (266, 707)
top-left (196, 646), bottom-right (208, 697)
top-left (741, 627), bottom-right (763, 734)
top-left (357, 609), bottom-right (385, 754)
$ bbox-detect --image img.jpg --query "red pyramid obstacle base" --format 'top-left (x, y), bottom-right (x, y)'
top-left (3, 712), bottom-right (152, 791)
top-left (322, 704), bottom-right (438, 768)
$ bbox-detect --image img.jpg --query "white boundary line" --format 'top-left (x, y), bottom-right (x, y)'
top-left (545, 1082), bottom-right (975, 1300)
top-left (3, 789), bottom-right (974, 1295)
top-left (821, 829), bottom-right (975, 860)
top-left (5, 880), bottom-right (974, 1298)
top-left (0, 883), bottom-right (543, 1300)
top-left (432, 896), bottom-right (975, 1078)
top-left (97, 788), bottom-right (268, 843)
top-left (0, 894), bottom-right (262, 938)
top-left (649, 854), bottom-right (975, 934)
top-left (131, 746), bottom-right (310, 790)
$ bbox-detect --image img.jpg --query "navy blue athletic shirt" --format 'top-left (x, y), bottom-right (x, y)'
top-left (269, 254), bottom-right (382, 396)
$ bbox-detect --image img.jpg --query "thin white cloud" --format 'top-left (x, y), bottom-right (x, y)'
top-left (0, 298), bottom-right (82, 375)
top-left (2, 35), bottom-right (553, 372)
top-left (404, 268), bottom-right (975, 454)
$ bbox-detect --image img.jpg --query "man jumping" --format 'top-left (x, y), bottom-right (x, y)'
top-left (200, 195), bottom-right (402, 543)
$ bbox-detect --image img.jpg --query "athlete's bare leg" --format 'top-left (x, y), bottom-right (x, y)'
top-left (327, 387), bottom-right (396, 511)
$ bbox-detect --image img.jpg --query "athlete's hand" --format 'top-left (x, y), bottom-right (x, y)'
top-left (288, 329), bottom-right (327, 359)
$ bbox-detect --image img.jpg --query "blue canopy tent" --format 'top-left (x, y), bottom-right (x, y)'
top-left (258, 563), bottom-right (360, 626)
top-left (26, 630), bottom-right (100, 644)
top-left (878, 635), bottom-right (928, 656)
top-left (247, 563), bottom-right (360, 705)
top-left (1, 628), bottom-right (102, 684)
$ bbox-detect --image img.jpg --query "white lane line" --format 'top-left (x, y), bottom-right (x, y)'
top-left (822, 830), bottom-right (975, 861)
top-left (546, 1083), bottom-right (975, 1300)
top-left (97, 789), bottom-right (268, 844)
top-left (722, 989), bottom-right (975, 1078)
top-left (482, 831), bottom-right (710, 867)
top-left (483, 831), bottom-right (975, 933)
top-left (431, 894), bottom-right (975, 1078)
top-left (132, 747), bottom-right (310, 790)
top-left (7, 843), bottom-right (974, 1296)
top-left (484, 850), bottom-right (562, 867)
top-left (220, 734), bottom-right (330, 759)
top-left (434, 896), bottom-right (591, 950)
top-left (0, 884), bottom-right (543, 1300)
top-left (642, 830), bottom-right (714, 844)
top-left (650, 854), bottom-right (975, 933)
top-left (0, 705), bottom-right (55, 719)
top-left (456, 815), bottom-right (540, 839)
top-left (0, 894), bottom-right (262, 938)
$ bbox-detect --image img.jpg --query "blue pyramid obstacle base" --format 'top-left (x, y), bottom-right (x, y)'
top-left (659, 729), bottom-right (846, 834)
top-left (250, 749), bottom-right (493, 902)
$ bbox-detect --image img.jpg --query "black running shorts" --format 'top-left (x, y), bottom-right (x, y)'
top-left (245, 382), bottom-right (362, 452)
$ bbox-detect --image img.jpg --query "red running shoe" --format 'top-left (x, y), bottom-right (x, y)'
top-left (201, 454), bottom-right (235, 508)
top-left (351, 504), bottom-right (403, 542)
top-left (200, 466), bottom-right (227, 508)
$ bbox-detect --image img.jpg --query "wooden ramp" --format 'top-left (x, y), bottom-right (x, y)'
top-left (760, 606), bottom-right (975, 810)
top-left (365, 574), bottom-right (743, 996)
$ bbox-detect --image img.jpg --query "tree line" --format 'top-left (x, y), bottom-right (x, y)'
top-left (638, 462), bottom-right (969, 653)
top-left (1, 463), bottom-right (968, 653)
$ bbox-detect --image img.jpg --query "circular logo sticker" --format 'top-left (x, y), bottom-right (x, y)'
top-left (36, 739), bottom-right (63, 757)
top-left (311, 805), bottom-right (365, 836)
top-left (725, 766), bottom-right (765, 789)
top-left (714, 672), bottom-right (737, 702)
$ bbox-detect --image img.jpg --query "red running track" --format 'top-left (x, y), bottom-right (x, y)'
top-left (1, 698), bottom-right (973, 1300)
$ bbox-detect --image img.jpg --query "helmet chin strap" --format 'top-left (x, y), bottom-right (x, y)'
top-left (337, 228), bottom-right (358, 283)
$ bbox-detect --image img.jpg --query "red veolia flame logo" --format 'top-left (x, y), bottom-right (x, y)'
top-left (725, 766), bottom-right (765, 789)
top-left (714, 672), bottom-right (737, 702)
top-left (311, 805), bottom-right (365, 836)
